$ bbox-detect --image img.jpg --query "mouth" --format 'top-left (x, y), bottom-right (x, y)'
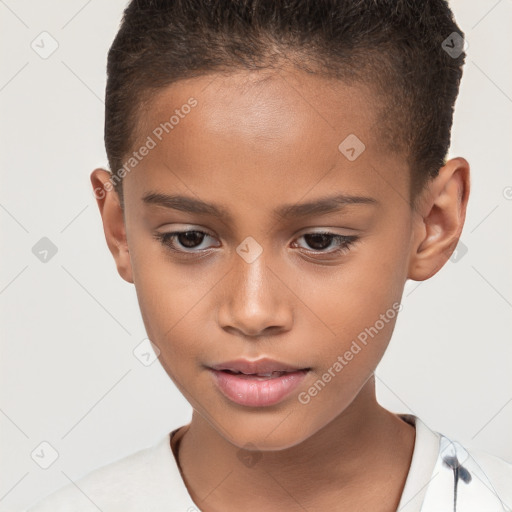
top-left (217, 369), bottom-right (302, 380)
top-left (207, 358), bottom-right (311, 407)
top-left (209, 357), bottom-right (311, 376)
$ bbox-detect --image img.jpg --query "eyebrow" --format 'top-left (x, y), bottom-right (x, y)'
top-left (142, 192), bottom-right (378, 221)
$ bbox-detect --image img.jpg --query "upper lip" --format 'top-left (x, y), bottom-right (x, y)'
top-left (209, 358), bottom-right (309, 374)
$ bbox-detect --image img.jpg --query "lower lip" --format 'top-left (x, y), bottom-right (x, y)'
top-left (208, 368), bottom-right (309, 407)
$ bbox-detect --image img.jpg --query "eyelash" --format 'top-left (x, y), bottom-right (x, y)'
top-left (153, 230), bottom-right (359, 258)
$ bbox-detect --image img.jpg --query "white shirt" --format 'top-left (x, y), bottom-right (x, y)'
top-left (25, 414), bottom-right (512, 512)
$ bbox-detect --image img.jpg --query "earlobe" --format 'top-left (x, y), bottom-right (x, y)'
top-left (407, 157), bottom-right (470, 281)
top-left (90, 168), bottom-right (134, 284)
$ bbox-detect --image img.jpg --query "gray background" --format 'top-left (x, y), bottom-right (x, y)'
top-left (1, 1), bottom-right (511, 510)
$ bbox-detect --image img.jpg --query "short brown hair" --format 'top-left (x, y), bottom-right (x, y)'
top-left (104, 0), bottom-right (466, 210)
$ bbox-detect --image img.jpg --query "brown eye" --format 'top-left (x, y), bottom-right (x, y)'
top-left (303, 233), bottom-right (335, 251)
top-left (154, 230), bottom-right (217, 253)
top-left (295, 232), bottom-right (359, 254)
top-left (175, 231), bottom-right (206, 248)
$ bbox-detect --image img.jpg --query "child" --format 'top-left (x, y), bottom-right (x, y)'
top-left (26, 0), bottom-right (511, 511)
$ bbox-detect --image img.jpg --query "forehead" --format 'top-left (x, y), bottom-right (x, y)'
top-left (142, 67), bottom-right (380, 148)
top-left (127, 66), bottom-right (408, 212)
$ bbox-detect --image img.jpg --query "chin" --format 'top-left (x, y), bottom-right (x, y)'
top-left (216, 416), bottom-right (314, 452)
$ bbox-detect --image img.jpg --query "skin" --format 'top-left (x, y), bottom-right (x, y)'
top-left (91, 65), bottom-right (470, 511)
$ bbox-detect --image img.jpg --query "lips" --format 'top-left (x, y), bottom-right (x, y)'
top-left (209, 357), bottom-right (310, 376)
top-left (207, 358), bottom-right (311, 406)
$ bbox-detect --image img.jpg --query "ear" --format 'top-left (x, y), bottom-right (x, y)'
top-left (408, 157), bottom-right (470, 281)
top-left (90, 168), bottom-right (134, 284)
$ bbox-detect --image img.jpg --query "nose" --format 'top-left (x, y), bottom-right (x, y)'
top-left (216, 251), bottom-right (293, 338)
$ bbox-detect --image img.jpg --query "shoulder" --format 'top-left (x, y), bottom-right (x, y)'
top-left (424, 433), bottom-right (512, 511)
top-left (465, 446), bottom-right (512, 506)
top-left (398, 415), bottom-right (512, 511)
top-left (24, 434), bottom-right (177, 512)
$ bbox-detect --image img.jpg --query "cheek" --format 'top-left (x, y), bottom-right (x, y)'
top-left (289, 251), bottom-right (403, 341)
top-left (129, 242), bottom-right (222, 366)
top-left (286, 239), bottom-right (405, 387)
top-left (130, 243), bottom-right (186, 338)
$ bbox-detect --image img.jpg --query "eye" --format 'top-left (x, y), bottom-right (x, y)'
top-left (292, 231), bottom-right (359, 256)
top-left (153, 229), bottom-right (359, 258)
top-left (153, 230), bottom-right (218, 253)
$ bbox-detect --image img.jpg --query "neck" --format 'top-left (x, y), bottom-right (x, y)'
top-left (176, 376), bottom-right (415, 511)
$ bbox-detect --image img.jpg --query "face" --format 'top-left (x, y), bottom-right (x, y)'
top-left (93, 66), bottom-right (462, 451)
